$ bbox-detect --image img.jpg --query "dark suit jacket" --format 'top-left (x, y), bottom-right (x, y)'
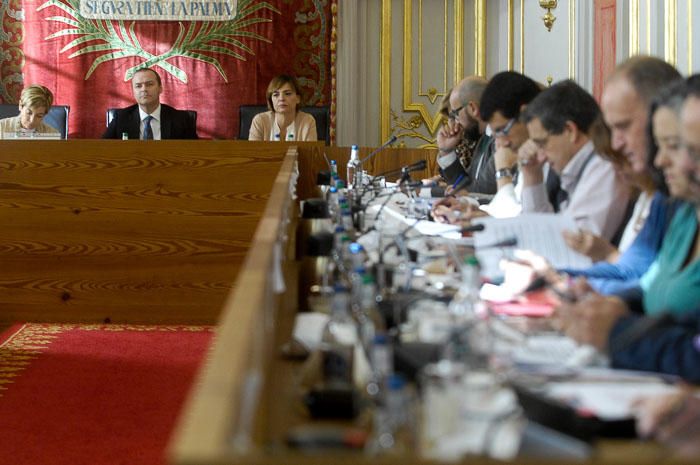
top-left (609, 310), bottom-right (700, 383)
top-left (438, 134), bottom-right (497, 195)
top-left (102, 104), bottom-right (198, 139)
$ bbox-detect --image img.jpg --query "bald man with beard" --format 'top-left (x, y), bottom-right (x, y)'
top-left (436, 76), bottom-right (497, 195)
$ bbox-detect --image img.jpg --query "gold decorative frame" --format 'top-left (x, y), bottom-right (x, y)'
top-left (380, 0), bottom-right (486, 142)
top-left (630, 0), bottom-right (640, 55)
top-left (627, 0), bottom-right (678, 66)
top-left (403, 0), bottom-right (450, 136)
top-left (569, 0), bottom-right (575, 79)
top-left (514, 0), bottom-right (574, 80)
top-left (475, 0), bottom-right (486, 76)
top-left (380, 0), bottom-right (392, 142)
top-left (507, 0), bottom-right (514, 70)
top-left (665, 0), bottom-right (677, 65)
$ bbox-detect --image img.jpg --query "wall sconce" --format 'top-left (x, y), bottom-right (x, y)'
top-left (539, 0), bottom-right (558, 31)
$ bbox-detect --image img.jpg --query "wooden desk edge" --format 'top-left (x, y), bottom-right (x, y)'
top-left (168, 147), bottom-right (299, 464)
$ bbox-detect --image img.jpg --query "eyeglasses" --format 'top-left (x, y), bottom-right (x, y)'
top-left (532, 134), bottom-right (551, 149)
top-left (448, 104), bottom-right (466, 120)
top-left (492, 118), bottom-right (516, 137)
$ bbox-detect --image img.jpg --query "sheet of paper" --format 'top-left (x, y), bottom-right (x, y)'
top-left (292, 312), bottom-right (330, 351)
top-left (473, 213), bottom-right (592, 279)
top-left (545, 381), bottom-right (677, 421)
top-left (367, 193), bottom-right (461, 238)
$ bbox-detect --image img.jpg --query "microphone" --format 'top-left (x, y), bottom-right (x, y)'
top-left (360, 135), bottom-right (398, 163)
top-left (354, 161), bottom-right (427, 210)
top-left (354, 182), bottom-right (424, 238)
top-left (399, 160), bottom-right (428, 184)
top-left (404, 159), bottom-right (428, 173)
top-left (375, 159), bottom-right (427, 179)
top-left (477, 236), bottom-right (518, 249)
top-left (460, 223), bottom-right (485, 233)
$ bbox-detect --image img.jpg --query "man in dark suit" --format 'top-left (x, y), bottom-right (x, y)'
top-left (102, 68), bottom-right (198, 140)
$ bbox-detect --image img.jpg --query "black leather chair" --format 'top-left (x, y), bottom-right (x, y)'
top-left (238, 105), bottom-right (331, 144)
top-left (0, 103), bottom-right (70, 139)
top-left (106, 108), bottom-right (197, 128)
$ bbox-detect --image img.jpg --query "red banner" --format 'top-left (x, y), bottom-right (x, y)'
top-left (6, 0), bottom-right (333, 139)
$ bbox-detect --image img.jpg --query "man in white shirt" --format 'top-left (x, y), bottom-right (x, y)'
top-left (432, 71), bottom-right (555, 222)
top-left (519, 80), bottom-right (629, 240)
top-left (102, 68), bottom-right (198, 140)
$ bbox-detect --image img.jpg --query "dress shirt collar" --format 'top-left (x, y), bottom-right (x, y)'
top-left (139, 104), bottom-right (161, 122)
top-left (559, 140), bottom-right (595, 194)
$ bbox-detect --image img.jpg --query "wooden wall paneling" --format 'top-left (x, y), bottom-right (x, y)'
top-left (0, 140), bottom-right (289, 324)
top-left (296, 144), bottom-right (439, 200)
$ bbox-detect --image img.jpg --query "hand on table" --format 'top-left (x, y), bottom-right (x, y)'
top-left (431, 196), bottom-right (487, 225)
top-left (562, 229), bottom-right (619, 263)
top-left (555, 283), bottom-right (629, 351)
top-left (633, 388), bottom-right (700, 458)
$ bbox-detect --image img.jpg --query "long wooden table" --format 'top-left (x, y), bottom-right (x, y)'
top-left (168, 144), bottom-right (671, 464)
top-left (0, 140), bottom-right (301, 324)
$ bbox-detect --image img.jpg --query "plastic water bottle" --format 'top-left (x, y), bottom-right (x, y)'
top-left (367, 333), bottom-right (392, 399)
top-left (447, 256), bottom-right (481, 320)
top-left (321, 288), bottom-right (357, 384)
top-left (347, 145), bottom-right (361, 190)
top-left (327, 186), bottom-right (339, 222)
top-left (444, 256), bottom-right (492, 368)
top-left (367, 374), bottom-right (416, 455)
top-left (330, 160), bottom-right (339, 187)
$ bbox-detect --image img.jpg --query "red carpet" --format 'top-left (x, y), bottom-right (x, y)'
top-left (0, 323), bottom-right (213, 465)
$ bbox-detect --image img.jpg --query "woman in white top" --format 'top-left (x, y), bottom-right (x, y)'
top-left (248, 74), bottom-right (317, 142)
top-left (0, 85), bottom-right (60, 139)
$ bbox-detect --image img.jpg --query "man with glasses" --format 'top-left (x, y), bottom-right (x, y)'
top-left (555, 76), bottom-right (700, 387)
top-left (433, 71), bottom-right (555, 222)
top-left (436, 76), bottom-right (497, 195)
top-left (519, 80), bottom-right (629, 239)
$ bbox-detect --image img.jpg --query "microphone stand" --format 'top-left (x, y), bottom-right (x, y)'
top-left (353, 159), bottom-right (425, 232)
top-left (360, 135), bottom-right (398, 164)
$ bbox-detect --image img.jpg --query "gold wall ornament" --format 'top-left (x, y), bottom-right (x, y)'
top-left (380, 0), bottom-right (485, 146)
top-left (390, 110), bottom-right (440, 148)
top-left (426, 87), bottom-right (439, 104)
top-left (539, 0), bottom-right (558, 32)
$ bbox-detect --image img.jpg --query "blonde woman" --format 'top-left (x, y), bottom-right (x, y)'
top-left (0, 85), bottom-right (59, 138)
top-left (248, 75), bottom-right (317, 141)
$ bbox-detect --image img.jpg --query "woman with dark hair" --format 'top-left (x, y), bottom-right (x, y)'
top-left (248, 74), bottom-right (317, 142)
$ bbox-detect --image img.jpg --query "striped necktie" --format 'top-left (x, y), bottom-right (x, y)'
top-left (143, 115), bottom-right (153, 140)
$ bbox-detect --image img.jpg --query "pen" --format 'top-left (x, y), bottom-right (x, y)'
top-left (451, 173), bottom-right (465, 191)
